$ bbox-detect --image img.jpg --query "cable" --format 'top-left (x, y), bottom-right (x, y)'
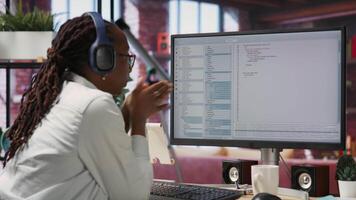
top-left (0, 94), bottom-right (5, 104)
top-left (159, 110), bottom-right (183, 183)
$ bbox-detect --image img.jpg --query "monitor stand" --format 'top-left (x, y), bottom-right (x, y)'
top-left (260, 148), bottom-right (282, 165)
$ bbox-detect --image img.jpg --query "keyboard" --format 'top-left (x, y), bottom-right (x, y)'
top-left (150, 181), bottom-right (242, 200)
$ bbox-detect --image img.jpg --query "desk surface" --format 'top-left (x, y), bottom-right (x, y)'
top-left (201, 184), bottom-right (308, 200)
top-left (152, 181), bottom-right (310, 200)
top-left (239, 195), bottom-right (305, 200)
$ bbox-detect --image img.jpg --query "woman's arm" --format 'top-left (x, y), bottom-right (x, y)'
top-left (78, 95), bottom-right (153, 199)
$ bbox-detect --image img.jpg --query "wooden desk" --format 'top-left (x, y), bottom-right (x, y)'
top-left (152, 181), bottom-right (310, 200)
top-left (200, 184), bottom-right (308, 200)
top-left (239, 194), bottom-right (304, 200)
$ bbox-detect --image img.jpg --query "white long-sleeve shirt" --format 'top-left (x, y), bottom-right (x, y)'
top-left (0, 72), bottom-right (153, 200)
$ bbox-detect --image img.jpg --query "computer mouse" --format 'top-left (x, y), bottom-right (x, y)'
top-left (252, 192), bottom-right (281, 200)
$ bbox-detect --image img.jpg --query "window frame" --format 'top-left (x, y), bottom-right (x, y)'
top-left (169, 0), bottom-right (239, 34)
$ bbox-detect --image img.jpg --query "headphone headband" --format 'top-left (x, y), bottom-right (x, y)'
top-left (86, 12), bottom-right (110, 44)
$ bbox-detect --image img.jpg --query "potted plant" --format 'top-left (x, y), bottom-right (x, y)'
top-left (336, 154), bottom-right (356, 197)
top-left (0, 0), bottom-right (55, 60)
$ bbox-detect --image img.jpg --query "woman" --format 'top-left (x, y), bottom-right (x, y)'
top-left (0, 13), bottom-right (171, 200)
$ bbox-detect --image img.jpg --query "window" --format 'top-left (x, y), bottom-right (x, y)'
top-left (100, 0), bottom-right (121, 22)
top-left (0, 0), bottom-right (6, 13)
top-left (224, 10), bottom-right (239, 32)
top-left (200, 2), bottom-right (219, 33)
top-left (180, 0), bottom-right (199, 34)
top-left (101, 0), bottom-right (111, 21)
top-left (51, 0), bottom-right (121, 30)
top-left (169, 1), bottom-right (178, 34)
top-left (51, 0), bottom-right (69, 30)
top-left (169, 0), bottom-right (238, 34)
top-left (69, 0), bottom-right (96, 19)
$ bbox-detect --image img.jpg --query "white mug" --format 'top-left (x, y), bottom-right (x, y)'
top-left (251, 165), bottom-right (279, 195)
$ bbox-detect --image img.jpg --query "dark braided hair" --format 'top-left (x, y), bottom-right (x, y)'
top-left (3, 15), bottom-right (107, 166)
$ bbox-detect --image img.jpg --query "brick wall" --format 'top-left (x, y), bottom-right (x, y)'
top-left (0, 68), bottom-right (36, 127)
top-left (124, 0), bottom-right (169, 122)
top-left (0, 70), bottom-right (6, 127)
top-left (0, 0), bottom-right (49, 13)
top-left (10, 68), bottom-right (37, 124)
top-left (237, 9), bottom-right (251, 31)
top-left (20, 0), bottom-right (50, 12)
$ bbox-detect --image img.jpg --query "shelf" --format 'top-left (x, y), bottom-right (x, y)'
top-left (0, 62), bottom-right (42, 69)
top-left (0, 59), bottom-right (44, 68)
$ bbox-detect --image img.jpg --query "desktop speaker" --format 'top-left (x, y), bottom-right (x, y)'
top-left (222, 160), bottom-right (258, 184)
top-left (291, 165), bottom-right (329, 197)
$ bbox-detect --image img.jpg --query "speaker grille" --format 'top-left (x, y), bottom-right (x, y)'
top-left (228, 167), bottom-right (239, 182)
top-left (298, 172), bottom-right (312, 190)
top-left (222, 160), bottom-right (257, 184)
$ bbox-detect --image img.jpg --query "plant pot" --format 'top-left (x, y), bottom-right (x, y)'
top-left (338, 180), bottom-right (356, 197)
top-left (0, 31), bottom-right (55, 60)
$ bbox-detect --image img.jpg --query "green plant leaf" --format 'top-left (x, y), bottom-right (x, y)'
top-left (336, 154), bottom-right (356, 181)
top-left (0, 0), bottom-right (54, 31)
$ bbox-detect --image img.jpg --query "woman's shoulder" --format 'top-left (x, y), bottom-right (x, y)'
top-left (58, 81), bottom-right (114, 114)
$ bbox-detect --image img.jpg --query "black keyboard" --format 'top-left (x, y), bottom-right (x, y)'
top-left (150, 181), bottom-right (242, 200)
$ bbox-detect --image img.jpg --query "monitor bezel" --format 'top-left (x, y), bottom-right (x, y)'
top-left (170, 26), bottom-right (346, 150)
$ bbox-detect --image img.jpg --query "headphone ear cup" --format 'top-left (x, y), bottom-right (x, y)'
top-left (96, 46), bottom-right (116, 71)
top-left (86, 12), bottom-right (116, 75)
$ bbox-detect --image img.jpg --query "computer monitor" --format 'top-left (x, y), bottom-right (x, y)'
top-left (170, 27), bottom-right (345, 164)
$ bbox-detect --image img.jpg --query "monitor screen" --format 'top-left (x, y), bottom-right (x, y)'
top-left (170, 27), bottom-right (345, 150)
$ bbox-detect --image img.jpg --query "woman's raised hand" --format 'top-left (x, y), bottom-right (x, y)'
top-left (127, 78), bottom-right (172, 135)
